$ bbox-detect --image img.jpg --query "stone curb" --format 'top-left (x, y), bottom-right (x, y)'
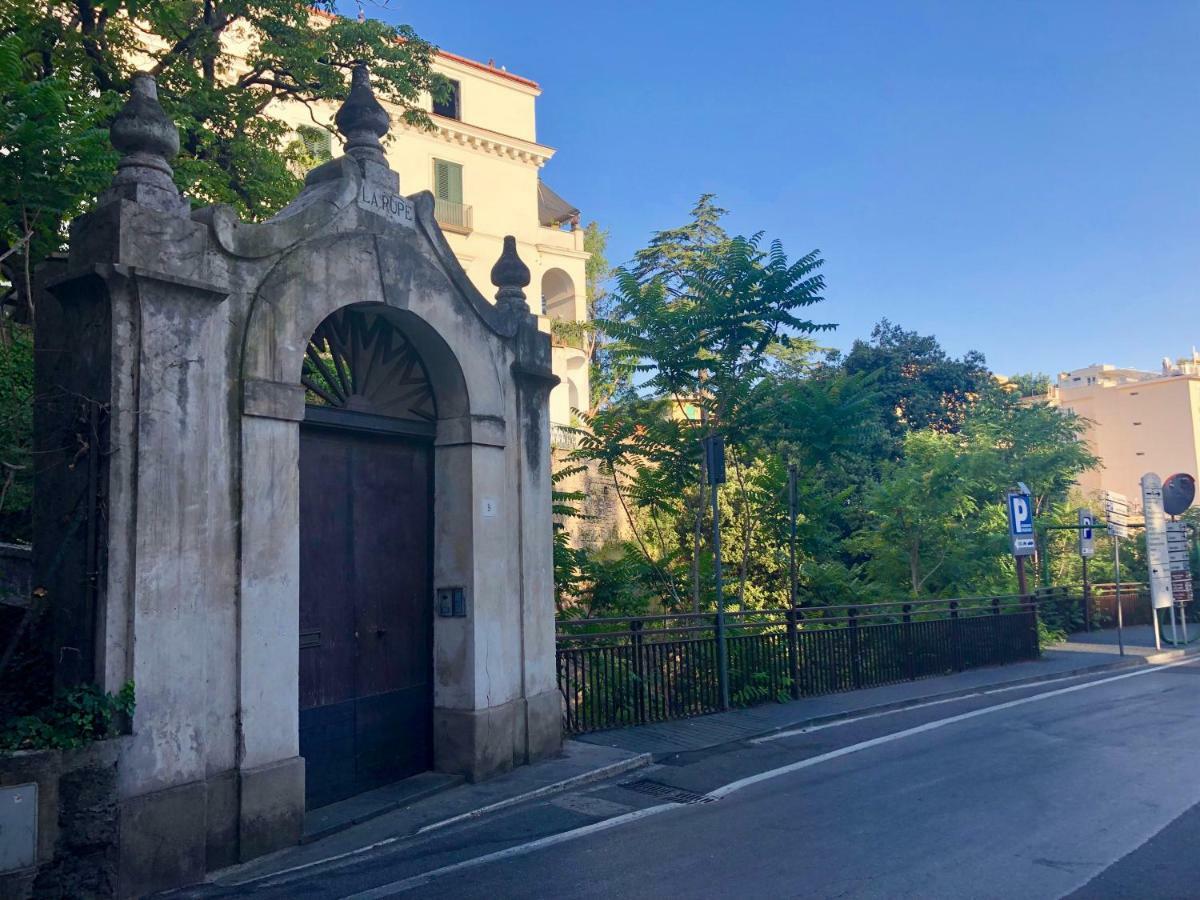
top-left (643, 644), bottom-right (1200, 762)
top-left (414, 749), bottom-right (654, 835)
top-left (202, 749), bottom-right (654, 890)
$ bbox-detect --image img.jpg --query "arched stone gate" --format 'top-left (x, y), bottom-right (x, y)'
top-left (34, 69), bottom-right (560, 896)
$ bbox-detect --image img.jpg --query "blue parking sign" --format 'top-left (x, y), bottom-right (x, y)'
top-left (1007, 492), bottom-right (1035, 556)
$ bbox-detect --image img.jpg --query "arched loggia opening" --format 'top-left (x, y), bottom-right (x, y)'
top-left (541, 268), bottom-right (576, 320)
top-left (296, 304), bottom-right (438, 808)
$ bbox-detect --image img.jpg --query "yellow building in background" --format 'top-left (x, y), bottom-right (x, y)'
top-left (230, 18), bottom-right (591, 433)
top-left (1041, 353), bottom-right (1200, 508)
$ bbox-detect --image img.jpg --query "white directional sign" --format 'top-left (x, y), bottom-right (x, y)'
top-left (1103, 490), bottom-right (1130, 538)
top-left (1141, 473), bottom-right (1173, 610)
top-left (1167, 522), bottom-right (1191, 572)
top-left (1167, 522), bottom-right (1193, 602)
top-left (1078, 508), bottom-right (1095, 559)
top-left (1007, 492), bottom-right (1036, 556)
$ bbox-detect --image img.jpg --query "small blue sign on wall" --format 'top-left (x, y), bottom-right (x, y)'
top-left (1007, 492), bottom-right (1036, 557)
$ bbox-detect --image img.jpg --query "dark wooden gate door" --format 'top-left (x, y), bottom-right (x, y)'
top-left (298, 424), bottom-right (433, 809)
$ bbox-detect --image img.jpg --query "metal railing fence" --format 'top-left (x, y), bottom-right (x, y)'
top-left (433, 197), bottom-right (472, 232)
top-left (556, 592), bottom-right (1048, 735)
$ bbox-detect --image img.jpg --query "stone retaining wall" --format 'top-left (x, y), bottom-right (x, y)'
top-left (0, 739), bottom-right (124, 899)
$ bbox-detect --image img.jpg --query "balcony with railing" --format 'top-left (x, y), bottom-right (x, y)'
top-left (434, 198), bottom-right (473, 234)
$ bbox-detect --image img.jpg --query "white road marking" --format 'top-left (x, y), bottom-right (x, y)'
top-left (338, 803), bottom-right (680, 898)
top-left (751, 694), bottom-right (972, 743)
top-left (751, 667), bottom-right (1118, 745)
top-left (710, 657), bottom-right (1198, 800)
top-left (222, 754), bottom-right (651, 888)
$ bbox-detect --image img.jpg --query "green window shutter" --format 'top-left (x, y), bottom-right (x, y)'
top-left (297, 126), bottom-right (332, 163)
top-left (433, 159), bottom-right (463, 203)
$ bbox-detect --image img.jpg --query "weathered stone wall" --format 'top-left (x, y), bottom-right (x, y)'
top-left (552, 453), bottom-right (629, 551)
top-left (0, 739), bottom-right (123, 900)
top-left (0, 543), bottom-right (30, 607)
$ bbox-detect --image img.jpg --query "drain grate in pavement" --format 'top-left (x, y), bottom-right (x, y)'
top-left (619, 779), bottom-right (715, 805)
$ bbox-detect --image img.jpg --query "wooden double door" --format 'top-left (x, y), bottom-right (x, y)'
top-left (298, 423), bottom-right (433, 809)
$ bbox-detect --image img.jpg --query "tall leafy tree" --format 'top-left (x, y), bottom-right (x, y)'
top-left (839, 319), bottom-right (990, 447)
top-left (0, 0), bottom-right (441, 317)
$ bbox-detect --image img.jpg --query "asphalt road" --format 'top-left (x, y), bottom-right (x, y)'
top-left (193, 658), bottom-right (1200, 899)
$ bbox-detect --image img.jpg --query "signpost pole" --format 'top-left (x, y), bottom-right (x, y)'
top-left (1082, 555), bottom-right (1090, 632)
top-left (1078, 508), bottom-right (1095, 632)
top-left (786, 463), bottom-right (800, 700)
top-left (1114, 536), bottom-right (1125, 657)
top-left (1008, 489), bottom-right (1036, 597)
top-left (704, 435), bottom-right (730, 711)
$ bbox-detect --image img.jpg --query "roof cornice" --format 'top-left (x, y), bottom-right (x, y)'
top-left (403, 117), bottom-right (555, 168)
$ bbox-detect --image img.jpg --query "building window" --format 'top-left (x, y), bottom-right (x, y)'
top-left (431, 159), bottom-right (471, 232)
top-left (433, 159), bottom-right (463, 204)
top-left (433, 79), bottom-right (461, 120)
top-left (295, 125), bottom-right (333, 163)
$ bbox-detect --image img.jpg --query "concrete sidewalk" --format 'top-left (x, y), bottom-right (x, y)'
top-left (194, 741), bottom-right (650, 891)
top-left (574, 628), bottom-right (1200, 758)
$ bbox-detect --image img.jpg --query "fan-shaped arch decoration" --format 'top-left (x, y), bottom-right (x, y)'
top-left (302, 307), bottom-right (437, 422)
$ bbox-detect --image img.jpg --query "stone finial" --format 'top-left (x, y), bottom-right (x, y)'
top-left (102, 72), bottom-right (187, 214)
top-left (335, 64), bottom-right (390, 168)
top-left (491, 236), bottom-right (531, 312)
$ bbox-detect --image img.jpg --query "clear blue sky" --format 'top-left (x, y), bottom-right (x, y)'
top-left (352, 0), bottom-right (1199, 377)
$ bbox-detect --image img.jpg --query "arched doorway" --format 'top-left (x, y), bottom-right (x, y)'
top-left (297, 305), bottom-right (436, 809)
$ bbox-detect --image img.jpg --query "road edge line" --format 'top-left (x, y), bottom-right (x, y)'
top-left (216, 750), bottom-right (653, 888)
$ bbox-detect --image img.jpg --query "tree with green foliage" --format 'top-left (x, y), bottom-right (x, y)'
top-left (573, 201), bottom-right (832, 613)
top-left (0, 0), bottom-right (441, 318)
top-left (1006, 372), bottom-right (1053, 398)
top-left (0, 324), bottom-right (32, 541)
top-left (838, 318), bottom-right (990, 447)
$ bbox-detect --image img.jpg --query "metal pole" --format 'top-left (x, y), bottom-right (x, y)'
top-left (1114, 536), bottom-right (1125, 657)
top-left (1016, 555), bottom-right (1028, 597)
top-left (1082, 555), bottom-right (1091, 632)
top-left (788, 463), bottom-right (797, 609)
top-left (712, 474), bottom-right (729, 710)
top-left (786, 463), bottom-right (800, 700)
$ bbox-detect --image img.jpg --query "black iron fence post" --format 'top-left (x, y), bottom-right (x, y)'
top-left (950, 600), bottom-right (963, 671)
top-left (786, 605), bottom-right (800, 700)
top-left (902, 603), bottom-right (915, 681)
top-left (991, 596), bottom-right (1001, 664)
top-left (849, 607), bottom-right (862, 689)
top-left (1024, 593), bottom-right (1040, 657)
top-left (631, 620), bottom-right (646, 725)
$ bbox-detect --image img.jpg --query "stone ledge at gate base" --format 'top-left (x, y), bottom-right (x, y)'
top-left (434, 689), bottom-right (563, 783)
top-left (114, 759), bottom-right (305, 899)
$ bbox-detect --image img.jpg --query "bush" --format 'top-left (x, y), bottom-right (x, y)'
top-left (0, 324), bottom-right (33, 543)
top-left (0, 682), bottom-right (134, 752)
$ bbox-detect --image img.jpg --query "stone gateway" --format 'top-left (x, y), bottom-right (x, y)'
top-left (33, 67), bottom-right (561, 897)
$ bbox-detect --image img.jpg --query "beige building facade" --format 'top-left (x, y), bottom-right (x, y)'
top-left (1041, 353), bottom-right (1200, 508)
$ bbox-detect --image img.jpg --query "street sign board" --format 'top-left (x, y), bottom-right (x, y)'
top-left (1103, 490), bottom-right (1129, 538)
top-left (1007, 492), bottom-right (1035, 556)
top-left (1171, 570), bottom-right (1193, 603)
top-left (1078, 508), bottom-right (1095, 559)
top-left (1167, 522), bottom-right (1191, 572)
top-left (1141, 473), bottom-right (1173, 610)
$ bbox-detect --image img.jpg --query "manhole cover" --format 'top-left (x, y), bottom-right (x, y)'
top-left (619, 779), bottom-right (714, 805)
